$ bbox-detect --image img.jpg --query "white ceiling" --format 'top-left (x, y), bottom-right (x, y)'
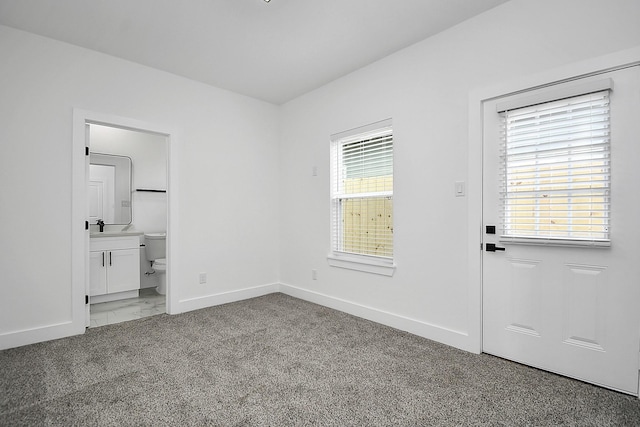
top-left (0, 0), bottom-right (508, 104)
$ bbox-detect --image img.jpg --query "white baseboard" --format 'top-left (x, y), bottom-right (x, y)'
top-left (90, 290), bottom-right (139, 304)
top-left (0, 321), bottom-right (84, 351)
top-left (2, 282), bottom-right (473, 354)
top-left (278, 283), bottom-right (474, 353)
top-left (176, 283), bottom-right (279, 314)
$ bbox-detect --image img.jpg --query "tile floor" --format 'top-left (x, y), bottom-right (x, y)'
top-left (90, 287), bottom-right (165, 328)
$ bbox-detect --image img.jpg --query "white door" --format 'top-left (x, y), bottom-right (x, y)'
top-left (84, 124), bottom-right (91, 328)
top-left (88, 180), bottom-right (105, 224)
top-left (482, 67), bottom-right (640, 394)
top-left (89, 164), bottom-right (115, 223)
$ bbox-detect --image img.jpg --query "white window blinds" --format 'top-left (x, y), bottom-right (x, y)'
top-left (500, 90), bottom-right (611, 244)
top-left (331, 122), bottom-right (393, 259)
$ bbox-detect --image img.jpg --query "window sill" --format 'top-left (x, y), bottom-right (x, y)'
top-left (499, 236), bottom-right (611, 248)
top-left (327, 253), bottom-right (396, 276)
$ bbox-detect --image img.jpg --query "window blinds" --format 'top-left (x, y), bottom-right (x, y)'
top-left (331, 124), bottom-right (393, 258)
top-left (500, 90), bottom-right (611, 244)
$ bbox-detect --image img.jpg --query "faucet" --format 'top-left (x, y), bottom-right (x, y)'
top-left (97, 219), bottom-right (105, 232)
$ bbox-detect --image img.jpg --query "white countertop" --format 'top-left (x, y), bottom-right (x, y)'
top-left (90, 231), bottom-right (144, 238)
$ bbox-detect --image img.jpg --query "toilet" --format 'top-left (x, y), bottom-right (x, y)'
top-left (144, 232), bottom-right (167, 295)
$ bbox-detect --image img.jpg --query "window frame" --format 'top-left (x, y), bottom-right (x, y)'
top-left (328, 119), bottom-right (396, 276)
top-left (496, 79), bottom-right (613, 248)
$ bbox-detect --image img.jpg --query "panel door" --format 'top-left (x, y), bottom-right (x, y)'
top-left (89, 250), bottom-right (107, 296)
top-left (88, 180), bottom-right (105, 224)
top-left (482, 67), bottom-right (640, 394)
top-left (89, 164), bottom-right (115, 223)
top-left (106, 248), bottom-right (140, 294)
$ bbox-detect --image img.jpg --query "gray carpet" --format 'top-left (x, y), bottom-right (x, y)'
top-left (1, 293), bottom-right (639, 426)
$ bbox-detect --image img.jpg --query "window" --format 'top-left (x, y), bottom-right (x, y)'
top-left (329, 120), bottom-right (394, 274)
top-left (499, 89), bottom-right (611, 245)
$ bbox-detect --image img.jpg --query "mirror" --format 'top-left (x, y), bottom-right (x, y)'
top-left (89, 153), bottom-right (132, 225)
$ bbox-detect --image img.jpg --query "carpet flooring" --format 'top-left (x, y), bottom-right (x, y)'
top-left (2, 293), bottom-right (640, 426)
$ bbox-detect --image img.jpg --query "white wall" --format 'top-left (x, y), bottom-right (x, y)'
top-left (2, 0), bottom-right (639, 351)
top-left (0, 24), bottom-right (280, 348)
top-left (278, 0), bottom-right (640, 351)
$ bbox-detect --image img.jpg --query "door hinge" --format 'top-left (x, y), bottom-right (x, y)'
top-left (85, 146), bottom-right (89, 156)
top-left (85, 295), bottom-right (89, 305)
top-left (85, 220), bottom-right (89, 230)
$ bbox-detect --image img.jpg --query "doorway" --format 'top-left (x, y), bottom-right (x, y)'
top-left (481, 66), bottom-right (640, 394)
top-left (87, 123), bottom-right (168, 327)
top-left (71, 109), bottom-right (177, 334)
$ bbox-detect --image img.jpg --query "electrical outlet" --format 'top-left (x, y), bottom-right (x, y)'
top-left (199, 272), bottom-right (207, 284)
top-left (311, 269), bottom-right (317, 280)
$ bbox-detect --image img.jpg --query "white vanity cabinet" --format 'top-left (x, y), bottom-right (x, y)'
top-left (90, 235), bottom-right (140, 299)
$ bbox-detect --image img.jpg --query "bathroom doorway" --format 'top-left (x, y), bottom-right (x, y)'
top-left (87, 123), bottom-right (168, 327)
top-left (71, 109), bottom-right (176, 333)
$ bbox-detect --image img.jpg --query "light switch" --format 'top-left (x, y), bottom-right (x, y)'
top-left (455, 181), bottom-right (465, 197)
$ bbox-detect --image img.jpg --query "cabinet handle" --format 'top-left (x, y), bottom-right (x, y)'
top-left (109, 252), bottom-right (112, 266)
top-left (102, 252), bottom-right (105, 267)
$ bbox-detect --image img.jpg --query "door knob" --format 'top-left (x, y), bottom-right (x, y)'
top-left (486, 243), bottom-right (505, 252)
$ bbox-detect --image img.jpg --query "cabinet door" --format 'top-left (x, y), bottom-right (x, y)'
top-left (89, 251), bottom-right (107, 296)
top-left (107, 248), bottom-right (140, 293)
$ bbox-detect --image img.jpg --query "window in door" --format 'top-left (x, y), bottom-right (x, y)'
top-left (499, 89), bottom-right (611, 245)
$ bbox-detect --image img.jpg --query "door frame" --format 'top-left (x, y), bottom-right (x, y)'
top-left (71, 109), bottom-right (181, 334)
top-left (466, 46), bottom-right (640, 355)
